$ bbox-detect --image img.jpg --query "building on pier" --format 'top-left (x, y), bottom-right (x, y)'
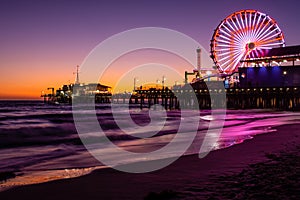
top-left (42, 65), bottom-right (112, 104)
top-left (239, 45), bottom-right (300, 88)
top-left (42, 83), bottom-right (112, 104)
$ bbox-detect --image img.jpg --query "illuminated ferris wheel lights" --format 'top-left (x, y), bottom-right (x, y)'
top-left (218, 55), bottom-right (232, 62)
top-left (257, 26), bottom-right (278, 41)
top-left (217, 39), bottom-right (232, 45)
top-left (258, 29), bottom-right (281, 42)
top-left (223, 51), bottom-right (244, 68)
top-left (218, 49), bottom-right (241, 57)
top-left (259, 34), bottom-right (279, 44)
top-left (267, 41), bottom-right (284, 46)
top-left (219, 33), bottom-right (241, 44)
top-left (211, 10), bottom-right (285, 74)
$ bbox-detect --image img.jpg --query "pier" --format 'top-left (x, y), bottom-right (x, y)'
top-left (111, 85), bottom-right (300, 111)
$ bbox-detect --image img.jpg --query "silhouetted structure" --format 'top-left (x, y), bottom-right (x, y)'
top-left (42, 83), bottom-right (111, 104)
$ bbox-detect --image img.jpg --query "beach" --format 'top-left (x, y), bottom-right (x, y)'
top-left (0, 123), bottom-right (299, 200)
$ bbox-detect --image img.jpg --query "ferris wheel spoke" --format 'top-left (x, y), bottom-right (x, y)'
top-left (231, 51), bottom-right (249, 71)
top-left (250, 12), bottom-right (258, 40)
top-left (221, 23), bottom-right (237, 38)
top-left (229, 18), bottom-right (240, 36)
top-left (232, 33), bottom-right (244, 45)
top-left (253, 14), bottom-right (263, 39)
top-left (262, 31), bottom-right (283, 43)
top-left (251, 12), bottom-right (260, 41)
top-left (257, 47), bottom-right (272, 50)
top-left (215, 45), bottom-right (242, 51)
top-left (239, 13), bottom-right (246, 30)
top-left (218, 34), bottom-right (235, 43)
top-left (257, 37), bottom-right (282, 49)
top-left (234, 15), bottom-right (245, 38)
top-left (218, 49), bottom-right (242, 57)
top-left (234, 31), bottom-right (245, 44)
top-left (218, 33), bottom-right (240, 44)
top-left (247, 12), bottom-right (252, 35)
top-left (239, 13), bottom-right (248, 40)
top-left (257, 47), bottom-right (273, 50)
top-left (256, 24), bottom-right (278, 42)
top-left (214, 48), bottom-right (240, 54)
top-left (258, 41), bottom-right (285, 47)
top-left (218, 49), bottom-right (243, 62)
top-left (218, 31), bottom-right (241, 44)
top-left (213, 48), bottom-right (233, 52)
top-left (226, 20), bottom-right (244, 42)
top-left (245, 31), bottom-right (252, 43)
top-left (245, 12), bottom-right (249, 33)
top-left (256, 26), bottom-right (280, 42)
top-left (220, 50), bottom-right (242, 68)
top-left (219, 28), bottom-right (234, 38)
top-left (258, 37), bottom-right (284, 45)
top-left (216, 39), bottom-right (232, 45)
top-left (220, 54), bottom-right (238, 68)
top-left (216, 44), bottom-right (234, 48)
top-left (225, 20), bottom-right (236, 33)
top-left (253, 15), bottom-right (268, 39)
top-left (218, 54), bottom-right (234, 62)
top-left (215, 44), bottom-right (242, 50)
top-left (248, 12), bottom-right (253, 40)
top-left (230, 18), bottom-right (243, 42)
top-left (220, 23), bottom-right (231, 33)
top-left (255, 15), bottom-right (269, 36)
top-left (227, 51), bottom-right (247, 71)
top-left (232, 13), bottom-right (243, 38)
top-left (223, 59), bottom-right (238, 73)
top-left (254, 16), bottom-right (272, 40)
top-left (229, 17), bottom-right (239, 30)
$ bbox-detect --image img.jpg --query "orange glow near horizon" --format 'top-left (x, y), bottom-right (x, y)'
top-left (0, 60), bottom-right (79, 100)
top-left (0, 49), bottom-right (196, 99)
top-left (97, 49), bottom-right (195, 92)
top-left (0, 42), bottom-right (90, 99)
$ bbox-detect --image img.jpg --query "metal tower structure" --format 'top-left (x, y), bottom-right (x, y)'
top-left (196, 47), bottom-right (201, 73)
top-left (74, 65), bottom-right (80, 84)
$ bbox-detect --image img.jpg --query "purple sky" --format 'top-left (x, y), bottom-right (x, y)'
top-left (1, 0), bottom-right (299, 98)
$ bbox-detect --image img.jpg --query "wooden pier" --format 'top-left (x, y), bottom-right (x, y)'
top-left (112, 86), bottom-right (300, 111)
top-left (42, 83), bottom-right (300, 110)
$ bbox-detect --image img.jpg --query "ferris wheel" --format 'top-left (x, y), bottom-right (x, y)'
top-left (210, 10), bottom-right (285, 75)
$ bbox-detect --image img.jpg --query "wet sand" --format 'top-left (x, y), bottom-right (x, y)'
top-left (0, 124), bottom-right (299, 200)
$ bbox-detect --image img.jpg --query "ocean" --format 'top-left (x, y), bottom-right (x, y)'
top-left (0, 100), bottom-right (299, 190)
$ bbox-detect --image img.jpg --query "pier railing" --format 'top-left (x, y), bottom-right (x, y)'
top-left (112, 87), bottom-right (300, 110)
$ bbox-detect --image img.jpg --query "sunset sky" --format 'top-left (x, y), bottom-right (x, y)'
top-left (1, 0), bottom-right (300, 99)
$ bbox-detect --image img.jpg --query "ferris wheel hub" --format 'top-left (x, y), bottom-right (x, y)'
top-left (247, 42), bottom-right (255, 50)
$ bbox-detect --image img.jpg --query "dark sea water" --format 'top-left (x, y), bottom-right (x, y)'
top-left (0, 100), bottom-right (299, 190)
